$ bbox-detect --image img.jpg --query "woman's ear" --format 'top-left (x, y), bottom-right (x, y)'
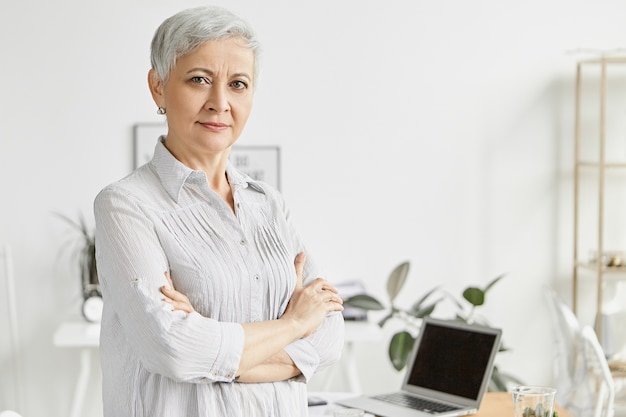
top-left (148, 69), bottom-right (165, 108)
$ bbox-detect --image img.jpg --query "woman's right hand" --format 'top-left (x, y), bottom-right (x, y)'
top-left (282, 252), bottom-right (344, 338)
top-left (161, 271), bottom-right (195, 314)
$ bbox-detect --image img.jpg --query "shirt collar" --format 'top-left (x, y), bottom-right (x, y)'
top-left (151, 136), bottom-right (266, 202)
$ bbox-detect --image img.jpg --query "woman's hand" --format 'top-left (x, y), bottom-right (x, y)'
top-left (235, 253), bottom-right (343, 380)
top-left (160, 271), bottom-right (195, 314)
top-left (282, 252), bottom-right (344, 338)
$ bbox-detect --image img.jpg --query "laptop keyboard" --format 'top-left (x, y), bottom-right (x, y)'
top-left (372, 392), bottom-right (461, 414)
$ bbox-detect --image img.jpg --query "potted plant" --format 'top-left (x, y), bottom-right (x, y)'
top-left (344, 261), bottom-right (523, 391)
top-left (57, 212), bottom-right (100, 299)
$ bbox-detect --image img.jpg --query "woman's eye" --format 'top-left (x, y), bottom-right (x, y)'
top-left (231, 80), bottom-right (248, 90)
top-left (191, 76), bottom-right (210, 85)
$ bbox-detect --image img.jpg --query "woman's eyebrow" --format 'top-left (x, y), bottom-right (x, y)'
top-left (187, 68), bottom-right (215, 76)
top-left (231, 72), bottom-right (252, 81)
top-left (187, 68), bottom-right (251, 80)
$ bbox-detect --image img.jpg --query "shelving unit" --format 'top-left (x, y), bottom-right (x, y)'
top-left (572, 55), bottom-right (626, 345)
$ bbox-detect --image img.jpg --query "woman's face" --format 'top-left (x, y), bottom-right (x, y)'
top-left (149, 38), bottom-right (255, 164)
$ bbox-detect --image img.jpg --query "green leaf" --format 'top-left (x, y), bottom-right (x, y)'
top-left (409, 286), bottom-right (441, 311)
top-left (410, 298), bottom-right (440, 318)
top-left (389, 331), bottom-right (415, 371)
top-left (484, 274), bottom-right (505, 293)
top-left (463, 287), bottom-right (485, 306)
top-left (443, 289), bottom-right (465, 310)
top-left (377, 312), bottom-right (394, 328)
top-left (344, 294), bottom-right (385, 310)
top-left (386, 261), bottom-right (410, 304)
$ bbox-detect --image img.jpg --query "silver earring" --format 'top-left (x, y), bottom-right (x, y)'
top-left (157, 106), bottom-right (166, 115)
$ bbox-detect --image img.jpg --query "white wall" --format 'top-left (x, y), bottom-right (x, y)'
top-left (1, 0), bottom-right (625, 416)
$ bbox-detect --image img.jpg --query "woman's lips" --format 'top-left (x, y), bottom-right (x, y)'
top-left (200, 122), bottom-right (229, 132)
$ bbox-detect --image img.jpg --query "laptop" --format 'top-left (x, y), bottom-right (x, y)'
top-left (336, 317), bottom-right (502, 417)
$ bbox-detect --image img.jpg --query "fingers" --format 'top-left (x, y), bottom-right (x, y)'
top-left (321, 289), bottom-right (344, 308)
top-left (282, 263), bottom-right (344, 337)
top-left (308, 277), bottom-right (339, 294)
top-left (294, 252), bottom-right (306, 289)
top-left (304, 278), bottom-right (344, 309)
top-left (161, 271), bottom-right (195, 314)
top-left (160, 285), bottom-right (186, 302)
top-left (310, 280), bottom-right (344, 313)
top-left (319, 282), bottom-right (339, 294)
top-left (161, 286), bottom-right (195, 314)
top-left (292, 253), bottom-right (339, 295)
top-left (164, 270), bottom-right (174, 288)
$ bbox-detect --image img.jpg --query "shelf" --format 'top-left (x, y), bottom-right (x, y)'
top-left (577, 161), bottom-right (626, 169)
top-left (578, 56), bottom-right (626, 65)
top-left (572, 56), bottom-right (626, 347)
top-left (575, 262), bottom-right (626, 274)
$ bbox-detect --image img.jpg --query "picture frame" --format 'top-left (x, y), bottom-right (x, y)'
top-left (229, 146), bottom-right (281, 190)
top-left (132, 124), bottom-right (281, 190)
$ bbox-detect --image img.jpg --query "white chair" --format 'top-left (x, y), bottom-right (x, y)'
top-left (545, 289), bottom-right (592, 415)
top-left (581, 325), bottom-right (616, 417)
top-left (0, 245), bottom-right (24, 416)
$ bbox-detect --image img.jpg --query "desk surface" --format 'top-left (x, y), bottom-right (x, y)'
top-left (53, 321), bottom-right (100, 347)
top-left (309, 392), bottom-right (573, 417)
top-left (472, 392), bottom-right (572, 417)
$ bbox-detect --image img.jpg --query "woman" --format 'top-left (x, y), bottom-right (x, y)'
top-left (94, 6), bottom-right (345, 416)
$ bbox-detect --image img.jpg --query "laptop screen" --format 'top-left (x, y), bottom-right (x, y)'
top-left (405, 320), bottom-right (500, 400)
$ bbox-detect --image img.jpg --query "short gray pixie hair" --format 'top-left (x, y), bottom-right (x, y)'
top-left (150, 6), bottom-right (261, 83)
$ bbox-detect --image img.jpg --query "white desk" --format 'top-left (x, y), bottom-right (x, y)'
top-left (323, 321), bottom-right (382, 393)
top-left (309, 392), bottom-right (374, 416)
top-left (53, 321), bottom-right (100, 417)
top-left (309, 392), bottom-right (575, 417)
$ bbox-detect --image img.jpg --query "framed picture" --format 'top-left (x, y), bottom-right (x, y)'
top-left (133, 123), bottom-right (167, 169)
top-left (230, 146), bottom-right (281, 190)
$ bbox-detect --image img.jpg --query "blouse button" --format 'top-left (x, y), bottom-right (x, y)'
top-left (240, 239), bottom-right (246, 245)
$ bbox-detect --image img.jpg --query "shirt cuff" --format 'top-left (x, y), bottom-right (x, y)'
top-left (191, 313), bottom-right (243, 382)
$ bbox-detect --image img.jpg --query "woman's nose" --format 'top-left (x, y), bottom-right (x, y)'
top-left (205, 86), bottom-right (230, 113)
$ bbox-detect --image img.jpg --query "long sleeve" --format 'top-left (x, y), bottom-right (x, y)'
top-left (95, 183), bottom-right (244, 383)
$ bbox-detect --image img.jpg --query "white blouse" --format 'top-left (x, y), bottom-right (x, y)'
top-left (94, 138), bottom-right (344, 417)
